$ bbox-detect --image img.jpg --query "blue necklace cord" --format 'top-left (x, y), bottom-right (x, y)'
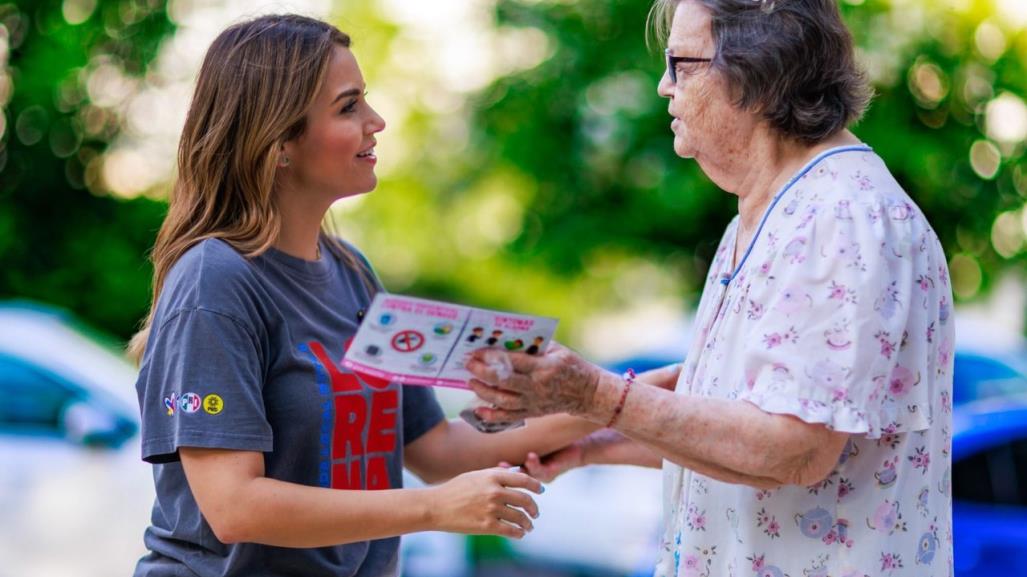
top-left (719, 144), bottom-right (873, 287)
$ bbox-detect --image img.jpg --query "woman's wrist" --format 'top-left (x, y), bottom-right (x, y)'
top-left (579, 370), bottom-right (627, 424)
top-left (580, 429), bottom-right (626, 466)
top-left (414, 487), bottom-right (441, 532)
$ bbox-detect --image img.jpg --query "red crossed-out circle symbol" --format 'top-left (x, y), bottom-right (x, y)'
top-left (391, 330), bottom-right (425, 353)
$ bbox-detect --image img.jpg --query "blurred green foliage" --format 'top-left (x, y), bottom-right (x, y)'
top-left (0, 0), bottom-right (172, 339)
top-left (3, 0), bottom-right (1026, 346)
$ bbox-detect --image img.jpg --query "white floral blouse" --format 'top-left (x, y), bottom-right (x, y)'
top-left (656, 145), bottom-right (954, 577)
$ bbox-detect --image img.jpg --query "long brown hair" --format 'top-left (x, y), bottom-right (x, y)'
top-left (129, 14), bottom-right (371, 362)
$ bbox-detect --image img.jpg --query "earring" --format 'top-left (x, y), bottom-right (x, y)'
top-left (281, 156), bottom-right (290, 167)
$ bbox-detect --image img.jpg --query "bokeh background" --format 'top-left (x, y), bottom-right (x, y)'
top-left (2, 0), bottom-right (1027, 575)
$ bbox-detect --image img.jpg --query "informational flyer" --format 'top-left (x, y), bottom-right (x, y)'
top-left (342, 293), bottom-right (559, 389)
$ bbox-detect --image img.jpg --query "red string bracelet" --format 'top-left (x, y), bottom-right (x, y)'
top-left (605, 368), bottom-right (636, 428)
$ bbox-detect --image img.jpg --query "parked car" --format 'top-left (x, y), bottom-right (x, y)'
top-left (0, 302), bottom-right (152, 577)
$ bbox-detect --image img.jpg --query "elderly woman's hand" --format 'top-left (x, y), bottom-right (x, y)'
top-left (465, 343), bottom-right (606, 422)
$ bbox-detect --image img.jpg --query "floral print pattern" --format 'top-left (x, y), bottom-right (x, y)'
top-left (656, 148), bottom-right (953, 577)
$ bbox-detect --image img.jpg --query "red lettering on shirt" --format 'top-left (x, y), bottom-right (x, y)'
top-left (309, 341), bottom-right (362, 392)
top-left (311, 339), bottom-right (401, 491)
top-left (333, 394), bottom-right (366, 458)
top-left (332, 460), bottom-right (361, 490)
top-left (367, 389), bottom-right (398, 453)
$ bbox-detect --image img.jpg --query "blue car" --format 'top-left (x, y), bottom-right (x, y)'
top-left (610, 350), bottom-right (1027, 577)
top-left (0, 303), bottom-right (153, 577)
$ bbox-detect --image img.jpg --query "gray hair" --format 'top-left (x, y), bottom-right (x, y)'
top-left (649, 0), bottom-right (872, 145)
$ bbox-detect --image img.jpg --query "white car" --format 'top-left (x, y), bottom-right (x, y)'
top-left (0, 303), bottom-right (153, 577)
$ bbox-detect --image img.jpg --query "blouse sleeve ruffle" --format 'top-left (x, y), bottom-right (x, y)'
top-left (736, 193), bottom-right (948, 439)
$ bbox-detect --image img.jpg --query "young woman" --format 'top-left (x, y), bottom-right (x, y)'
top-left (128, 14), bottom-right (620, 576)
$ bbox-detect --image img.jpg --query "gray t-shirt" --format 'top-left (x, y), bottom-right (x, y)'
top-left (134, 238), bottom-right (445, 577)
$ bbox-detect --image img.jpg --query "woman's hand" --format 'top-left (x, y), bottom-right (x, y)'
top-left (465, 342), bottom-right (607, 422)
top-left (426, 467), bottom-right (543, 539)
top-left (502, 444), bottom-right (585, 484)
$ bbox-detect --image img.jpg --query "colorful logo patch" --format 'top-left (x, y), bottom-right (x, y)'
top-left (163, 393), bottom-right (179, 416)
top-left (203, 394), bottom-right (224, 415)
top-left (179, 393), bottom-right (202, 414)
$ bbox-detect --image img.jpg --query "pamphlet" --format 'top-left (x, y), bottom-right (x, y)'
top-left (342, 293), bottom-right (558, 389)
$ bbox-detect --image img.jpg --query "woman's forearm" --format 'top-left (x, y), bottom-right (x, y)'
top-left (439, 414), bottom-right (600, 476)
top-left (580, 429), bottom-right (663, 468)
top-left (215, 479), bottom-right (434, 547)
top-left (583, 373), bottom-right (845, 488)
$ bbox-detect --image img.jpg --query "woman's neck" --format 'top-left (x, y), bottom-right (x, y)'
top-left (273, 186), bottom-right (331, 261)
top-left (729, 130), bottom-right (860, 235)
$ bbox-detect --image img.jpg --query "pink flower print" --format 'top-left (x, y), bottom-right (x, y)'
top-left (758, 260), bottom-right (773, 277)
top-left (917, 274), bottom-right (934, 292)
top-left (877, 434), bottom-right (901, 450)
top-left (747, 299), bottom-right (765, 320)
top-left (763, 328), bottom-right (797, 349)
top-left (926, 321), bottom-right (936, 343)
top-left (776, 285), bottom-right (812, 315)
top-left (940, 390), bottom-right (952, 414)
top-left (875, 330), bottom-right (896, 359)
top-left (828, 281), bottom-right (847, 300)
top-left (756, 507), bottom-right (771, 526)
top-left (909, 446), bottom-right (931, 474)
top-left (784, 237), bottom-right (808, 264)
top-left (682, 554), bottom-right (701, 577)
top-left (756, 507), bottom-right (781, 539)
top-left (939, 264), bottom-right (949, 286)
top-left (888, 365), bottom-right (919, 397)
top-left (749, 554), bottom-right (765, 572)
top-left (836, 477), bottom-right (854, 501)
top-left (880, 552), bottom-right (904, 573)
top-left (755, 489), bottom-right (772, 501)
top-left (687, 504), bottom-right (707, 531)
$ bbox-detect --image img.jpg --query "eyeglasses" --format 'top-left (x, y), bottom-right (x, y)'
top-left (665, 48), bottom-right (712, 84)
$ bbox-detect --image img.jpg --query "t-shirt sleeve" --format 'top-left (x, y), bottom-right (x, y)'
top-left (137, 308), bottom-right (273, 463)
top-left (401, 384), bottom-right (445, 446)
top-left (737, 200), bottom-right (941, 439)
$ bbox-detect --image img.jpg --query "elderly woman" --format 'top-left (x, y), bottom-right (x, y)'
top-left (466, 1), bottom-right (954, 576)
